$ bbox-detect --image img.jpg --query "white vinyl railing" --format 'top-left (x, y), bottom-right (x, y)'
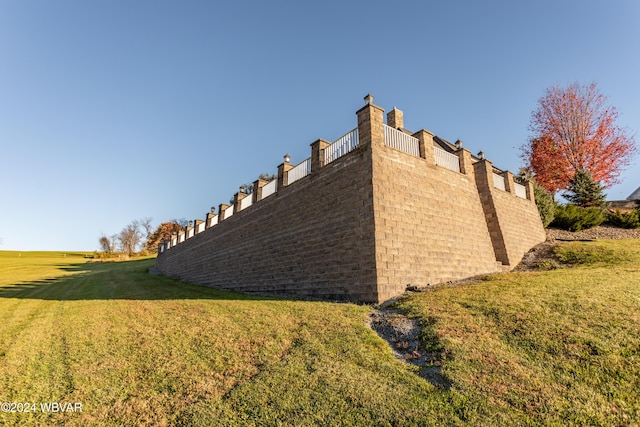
top-left (287, 158), bottom-right (311, 185)
top-left (434, 147), bottom-right (461, 172)
top-left (209, 215), bottom-right (218, 227)
top-left (325, 128), bottom-right (359, 164)
top-left (224, 204), bottom-right (234, 219)
top-left (493, 173), bottom-right (506, 191)
top-left (384, 124), bottom-right (420, 157)
top-left (262, 179), bottom-right (277, 198)
top-left (196, 222), bottom-right (205, 234)
top-left (240, 194), bottom-right (253, 210)
top-left (514, 182), bottom-right (527, 199)
top-left (187, 228), bottom-right (194, 239)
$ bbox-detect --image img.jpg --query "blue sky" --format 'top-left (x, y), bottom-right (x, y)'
top-left (1, 0), bottom-right (639, 251)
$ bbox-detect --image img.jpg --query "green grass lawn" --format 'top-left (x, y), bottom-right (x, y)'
top-left (0, 241), bottom-right (639, 426)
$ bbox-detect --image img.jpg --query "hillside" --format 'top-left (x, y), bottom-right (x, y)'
top-left (0, 240), bottom-right (639, 425)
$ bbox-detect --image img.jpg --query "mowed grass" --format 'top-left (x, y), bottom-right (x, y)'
top-left (0, 251), bottom-right (453, 426)
top-left (398, 239), bottom-right (640, 426)
top-left (0, 240), bottom-right (639, 426)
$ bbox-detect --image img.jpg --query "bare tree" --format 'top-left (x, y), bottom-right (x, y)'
top-left (118, 221), bottom-right (142, 256)
top-left (140, 217), bottom-right (153, 237)
top-left (139, 217), bottom-right (154, 250)
top-left (99, 234), bottom-right (116, 253)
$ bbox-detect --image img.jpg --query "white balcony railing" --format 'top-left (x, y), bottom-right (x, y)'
top-left (240, 194), bottom-right (253, 210)
top-left (434, 147), bottom-right (461, 173)
top-left (209, 215), bottom-right (218, 228)
top-left (384, 124), bottom-right (420, 157)
top-left (224, 204), bottom-right (234, 219)
top-left (493, 173), bottom-right (506, 191)
top-left (325, 128), bottom-right (359, 165)
top-left (262, 179), bottom-right (277, 199)
top-left (514, 182), bottom-right (527, 199)
top-left (196, 222), bottom-right (205, 234)
top-left (287, 158), bottom-right (311, 185)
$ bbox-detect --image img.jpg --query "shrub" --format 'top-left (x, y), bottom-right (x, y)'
top-left (517, 169), bottom-right (555, 227)
top-left (551, 204), bottom-right (604, 231)
top-left (554, 242), bottom-right (633, 265)
top-left (605, 209), bottom-right (640, 229)
top-left (533, 183), bottom-right (555, 227)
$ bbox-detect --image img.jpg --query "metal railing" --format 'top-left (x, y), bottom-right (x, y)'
top-left (287, 158), bottom-right (311, 185)
top-left (514, 182), bottom-right (527, 199)
top-left (325, 128), bottom-right (359, 164)
top-left (434, 147), bottom-right (461, 172)
top-left (262, 179), bottom-right (277, 198)
top-left (384, 124), bottom-right (420, 157)
top-left (493, 173), bottom-right (506, 191)
top-left (240, 194), bottom-right (253, 210)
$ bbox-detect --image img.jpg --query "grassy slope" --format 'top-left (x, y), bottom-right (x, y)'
top-left (0, 241), bottom-right (638, 426)
top-left (0, 252), bottom-right (453, 426)
top-left (398, 239), bottom-right (640, 426)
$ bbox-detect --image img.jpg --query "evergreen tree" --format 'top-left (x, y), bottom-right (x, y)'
top-left (563, 169), bottom-right (607, 208)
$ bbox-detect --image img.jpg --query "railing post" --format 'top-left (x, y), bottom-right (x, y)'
top-left (311, 139), bottom-right (331, 172)
top-left (234, 188), bottom-right (248, 212)
top-left (356, 94), bottom-right (385, 149)
top-left (412, 129), bottom-right (434, 163)
top-left (502, 171), bottom-right (515, 194)
top-left (218, 203), bottom-right (230, 221)
top-left (456, 144), bottom-right (474, 176)
top-left (205, 207), bottom-right (216, 229)
top-left (185, 222), bottom-right (194, 239)
top-left (253, 179), bottom-right (268, 203)
top-left (525, 180), bottom-right (535, 202)
top-left (387, 107), bottom-right (404, 129)
top-left (278, 156), bottom-right (294, 187)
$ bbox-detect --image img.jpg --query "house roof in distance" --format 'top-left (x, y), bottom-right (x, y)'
top-left (628, 186), bottom-right (640, 201)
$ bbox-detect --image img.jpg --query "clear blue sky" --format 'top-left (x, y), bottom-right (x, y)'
top-left (1, 0), bottom-right (639, 251)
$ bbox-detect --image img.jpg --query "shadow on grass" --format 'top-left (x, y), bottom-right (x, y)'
top-left (0, 258), bottom-right (280, 302)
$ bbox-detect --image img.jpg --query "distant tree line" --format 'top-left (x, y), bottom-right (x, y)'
top-left (99, 218), bottom-right (186, 257)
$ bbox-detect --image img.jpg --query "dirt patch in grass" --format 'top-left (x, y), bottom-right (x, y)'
top-left (368, 309), bottom-right (451, 389)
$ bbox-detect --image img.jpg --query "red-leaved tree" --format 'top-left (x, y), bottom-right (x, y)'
top-left (522, 82), bottom-right (636, 195)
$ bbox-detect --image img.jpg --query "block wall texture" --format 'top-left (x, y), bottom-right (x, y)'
top-left (487, 187), bottom-right (547, 266)
top-left (155, 146), bottom-right (380, 303)
top-left (473, 160), bottom-right (546, 267)
top-left (371, 145), bottom-right (502, 302)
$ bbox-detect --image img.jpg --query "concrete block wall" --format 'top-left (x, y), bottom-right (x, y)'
top-left (155, 144), bottom-right (380, 303)
top-left (156, 95), bottom-right (546, 303)
top-left (372, 146), bottom-right (502, 302)
top-left (473, 159), bottom-right (546, 267)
